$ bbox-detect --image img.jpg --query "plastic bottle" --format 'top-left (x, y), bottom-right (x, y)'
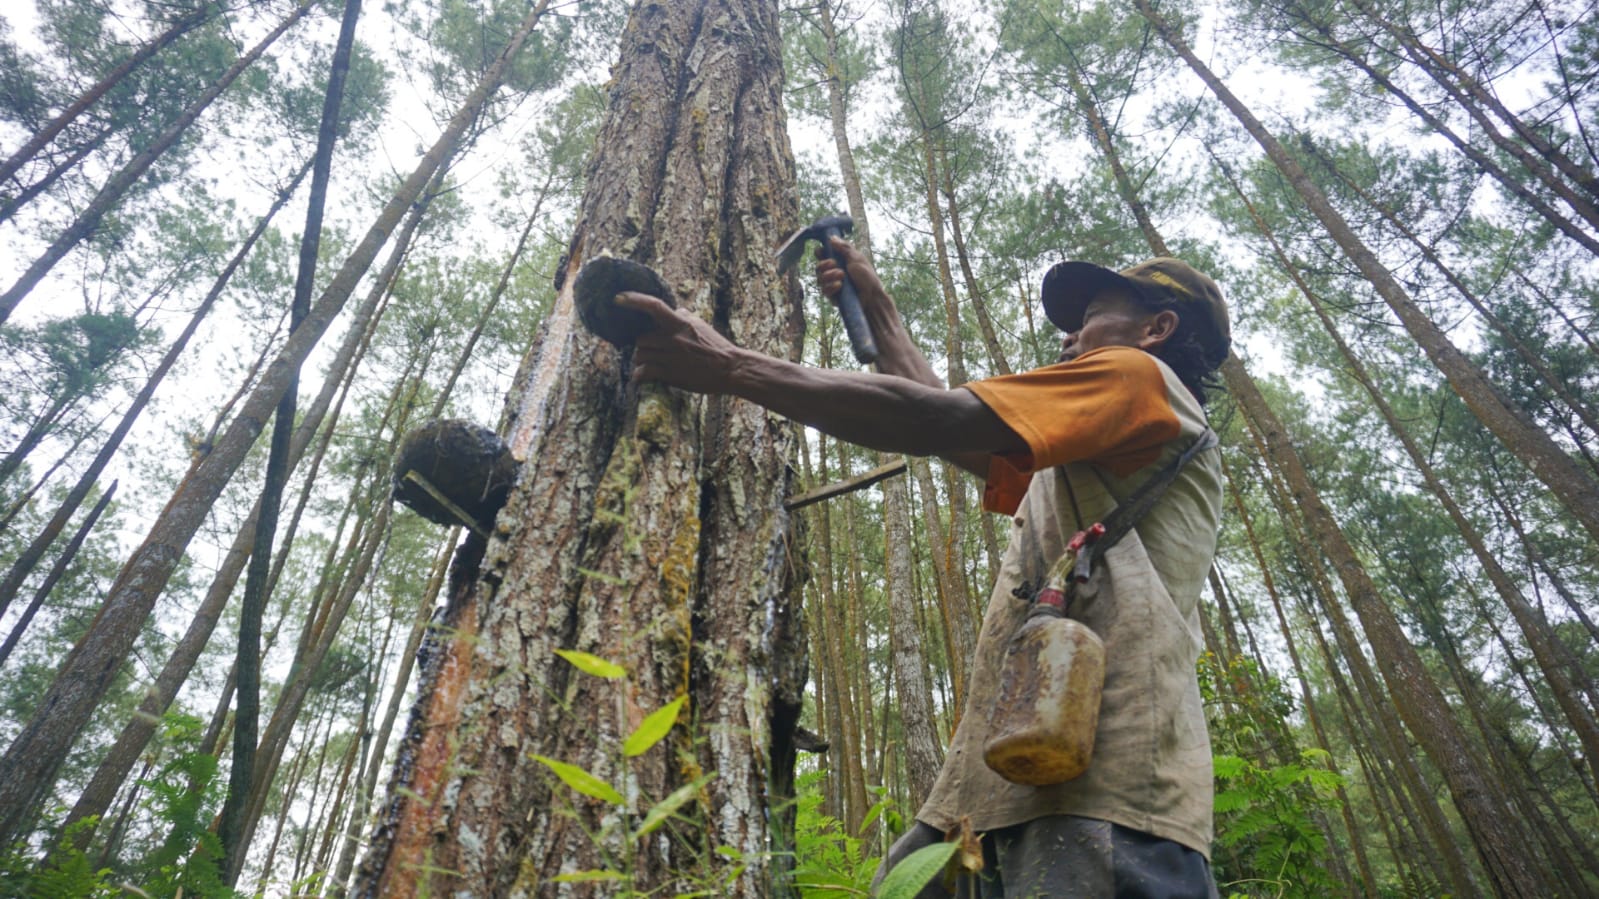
top-left (983, 598), bottom-right (1106, 786)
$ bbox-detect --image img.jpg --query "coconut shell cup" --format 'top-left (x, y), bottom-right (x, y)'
top-left (572, 256), bottom-right (677, 347)
top-left (392, 419), bottom-right (519, 529)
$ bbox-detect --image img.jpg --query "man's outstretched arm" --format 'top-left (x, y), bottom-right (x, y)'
top-left (616, 291), bottom-right (1026, 462)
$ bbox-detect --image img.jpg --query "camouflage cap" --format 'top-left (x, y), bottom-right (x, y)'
top-left (1041, 257), bottom-right (1231, 364)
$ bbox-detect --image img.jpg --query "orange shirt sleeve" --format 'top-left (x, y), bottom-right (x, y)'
top-left (963, 346), bottom-right (1181, 515)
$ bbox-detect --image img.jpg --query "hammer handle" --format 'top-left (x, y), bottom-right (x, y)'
top-left (822, 232), bottom-right (879, 364)
top-left (836, 278), bottom-right (879, 364)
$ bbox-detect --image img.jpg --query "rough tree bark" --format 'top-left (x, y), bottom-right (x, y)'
top-left (353, 0), bottom-right (807, 894)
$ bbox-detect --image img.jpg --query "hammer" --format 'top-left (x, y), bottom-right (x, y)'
top-left (775, 214), bottom-right (878, 364)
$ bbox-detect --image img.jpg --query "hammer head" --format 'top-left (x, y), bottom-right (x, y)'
top-left (774, 213), bottom-right (854, 273)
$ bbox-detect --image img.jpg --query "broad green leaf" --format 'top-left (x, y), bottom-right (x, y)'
top-left (549, 870), bottom-right (624, 883)
top-left (623, 696), bottom-right (686, 757)
top-left (877, 841), bottom-right (958, 899)
top-left (633, 772), bottom-right (716, 840)
top-left (530, 754), bottom-right (624, 805)
top-left (858, 795), bottom-right (891, 835)
top-left (555, 649), bottom-right (625, 679)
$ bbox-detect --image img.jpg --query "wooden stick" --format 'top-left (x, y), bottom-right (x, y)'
top-left (403, 470), bottom-right (489, 539)
top-left (783, 459), bottom-right (908, 511)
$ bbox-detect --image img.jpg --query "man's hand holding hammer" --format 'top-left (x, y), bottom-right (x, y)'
top-left (812, 236), bottom-right (944, 392)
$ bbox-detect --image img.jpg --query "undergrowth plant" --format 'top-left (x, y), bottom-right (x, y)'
top-left (1201, 652), bottom-right (1343, 898)
top-left (0, 818), bottom-right (115, 898)
top-left (132, 713), bottom-right (236, 897)
top-left (789, 773), bottom-right (952, 897)
top-left (0, 712), bottom-right (237, 898)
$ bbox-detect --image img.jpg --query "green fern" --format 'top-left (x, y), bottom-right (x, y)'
top-left (0, 819), bottom-right (116, 899)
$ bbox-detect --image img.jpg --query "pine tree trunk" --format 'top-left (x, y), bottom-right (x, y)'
top-left (810, 0), bottom-right (942, 800)
top-left (1221, 459), bottom-right (1378, 895)
top-left (1276, 2), bottom-right (1599, 257)
top-left (219, 0), bottom-right (364, 878)
top-left (1309, 145), bottom-right (1599, 439)
top-left (911, 458), bottom-right (972, 709)
top-left (239, 341), bottom-right (437, 855)
top-left (938, 143), bottom-right (1012, 376)
top-left (0, 127), bottom-right (111, 227)
top-left (1414, 589), bottom-right (1592, 894)
top-left (0, 154), bottom-right (311, 616)
top-left (0, 1), bottom-right (314, 323)
top-left (353, 1), bottom-right (804, 892)
top-left (1217, 162), bottom-right (1599, 789)
top-left (1344, 0), bottom-right (1599, 219)
top-left (884, 475), bottom-right (943, 806)
top-left (0, 389), bottom-right (76, 496)
top-left (802, 430), bottom-right (870, 833)
top-left (1299, 596), bottom-right (1437, 893)
top-left (1475, 601), bottom-right (1599, 879)
top-left (1138, 0), bottom-right (1599, 560)
top-left (328, 535), bottom-right (454, 896)
top-left (1228, 355), bottom-right (1542, 895)
top-left (0, 4), bottom-right (216, 190)
top-left (816, 0), bottom-right (871, 257)
top-left (0, 481), bottom-right (117, 668)
top-left (62, 180), bottom-right (418, 839)
top-left (0, 0), bottom-right (530, 840)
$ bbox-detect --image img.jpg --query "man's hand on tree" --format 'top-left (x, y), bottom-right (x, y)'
top-left (615, 291), bottom-right (742, 394)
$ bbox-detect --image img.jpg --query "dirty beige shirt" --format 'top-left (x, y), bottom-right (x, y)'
top-left (921, 354), bottom-right (1222, 857)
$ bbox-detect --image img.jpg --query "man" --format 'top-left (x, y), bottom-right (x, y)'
top-left (617, 237), bottom-right (1229, 897)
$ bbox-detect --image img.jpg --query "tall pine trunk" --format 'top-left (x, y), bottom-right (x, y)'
top-left (0, 155), bottom-right (312, 616)
top-left (1228, 355), bottom-right (1541, 895)
top-left (811, 0), bottom-right (942, 804)
top-left (354, 0), bottom-right (805, 893)
top-left (0, 4), bottom-right (217, 191)
top-left (1215, 160), bottom-right (1599, 788)
top-left (0, 1), bottom-right (313, 324)
top-left (0, 0), bottom-right (542, 844)
top-left (1136, 0), bottom-right (1599, 555)
top-left (220, 0), bottom-right (364, 880)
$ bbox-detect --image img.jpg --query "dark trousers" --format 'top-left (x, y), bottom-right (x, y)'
top-left (874, 816), bottom-right (1221, 898)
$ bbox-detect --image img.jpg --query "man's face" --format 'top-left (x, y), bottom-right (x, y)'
top-left (1057, 289), bottom-right (1176, 363)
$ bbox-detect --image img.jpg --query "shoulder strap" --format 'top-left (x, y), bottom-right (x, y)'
top-left (1058, 428), bottom-right (1218, 592)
